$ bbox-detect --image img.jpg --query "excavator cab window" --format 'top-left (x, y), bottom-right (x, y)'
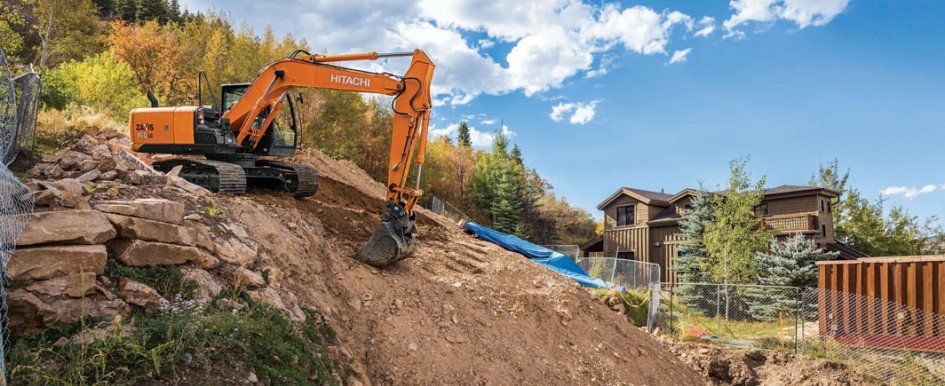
top-left (270, 93), bottom-right (299, 149)
top-left (221, 83), bottom-right (250, 112)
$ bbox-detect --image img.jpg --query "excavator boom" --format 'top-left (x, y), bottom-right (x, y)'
top-left (131, 49), bottom-right (434, 266)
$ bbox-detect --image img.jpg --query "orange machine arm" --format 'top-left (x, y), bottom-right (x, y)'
top-left (223, 50), bottom-right (435, 212)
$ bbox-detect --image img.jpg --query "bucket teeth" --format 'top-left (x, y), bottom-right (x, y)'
top-left (356, 201), bottom-right (416, 266)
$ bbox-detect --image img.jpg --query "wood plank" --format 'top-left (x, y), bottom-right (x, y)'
top-left (880, 263), bottom-right (890, 334)
top-left (922, 262), bottom-right (934, 336)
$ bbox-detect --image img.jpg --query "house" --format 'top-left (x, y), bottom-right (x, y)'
top-left (593, 185), bottom-right (867, 283)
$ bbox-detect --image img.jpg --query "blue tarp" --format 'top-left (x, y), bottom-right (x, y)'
top-left (463, 222), bottom-right (617, 289)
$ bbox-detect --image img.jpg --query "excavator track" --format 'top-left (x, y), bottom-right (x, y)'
top-left (153, 158), bottom-right (247, 194)
top-left (255, 160), bottom-right (319, 198)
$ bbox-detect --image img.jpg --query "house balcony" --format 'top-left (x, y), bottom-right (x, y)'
top-left (760, 212), bottom-right (819, 234)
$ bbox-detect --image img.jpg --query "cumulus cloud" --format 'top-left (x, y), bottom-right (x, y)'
top-left (724, 0), bottom-right (850, 37)
top-left (550, 101), bottom-right (599, 125)
top-left (428, 122), bottom-right (514, 148)
top-left (669, 48), bottom-right (692, 64)
top-left (880, 184), bottom-right (945, 199)
top-left (180, 0), bottom-right (849, 105)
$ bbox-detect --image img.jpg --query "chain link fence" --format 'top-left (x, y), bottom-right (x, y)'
top-left (649, 282), bottom-right (945, 384)
top-left (428, 195), bottom-right (472, 223)
top-left (0, 49), bottom-right (38, 385)
top-left (541, 244), bottom-right (579, 260)
top-left (4, 72), bottom-right (41, 165)
top-left (574, 256), bottom-right (661, 290)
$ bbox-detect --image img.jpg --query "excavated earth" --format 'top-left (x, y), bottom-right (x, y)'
top-left (17, 133), bottom-right (705, 385)
top-left (217, 149), bottom-right (704, 385)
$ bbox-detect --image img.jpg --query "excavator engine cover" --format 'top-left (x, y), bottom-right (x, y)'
top-left (356, 201), bottom-right (416, 266)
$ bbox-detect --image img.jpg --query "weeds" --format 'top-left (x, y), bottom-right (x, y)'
top-left (201, 197), bottom-right (222, 217)
top-left (34, 106), bottom-right (121, 156)
top-left (7, 303), bottom-right (347, 385)
top-left (105, 259), bottom-right (196, 301)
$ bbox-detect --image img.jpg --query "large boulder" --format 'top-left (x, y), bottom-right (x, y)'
top-left (24, 272), bottom-right (98, 298)
top-left (108, 239), bottom-right (215, 267)
top-left (182, 268), bottom-right (222, 302)
top-left (116, 278), bottom-right (166, 310)
top-left (17, 210), bottom-right (116, 246)
top-left (214, 238), bottom-right (258, 267)
top-left (93, 198), bottom-right (185, 224)
top-left (7, 289), bottom-right (129, 331)
top-left (7, 245), bottom-right (108, 280)
top-left (106, 214), bottom-right (197, 246)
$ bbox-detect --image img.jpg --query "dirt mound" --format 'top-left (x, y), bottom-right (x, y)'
top-left (190, 148), bottom-right (701, 385)
top-left (660, 339), bottom-right (882, 386)
top-left (19, 136), bottom-right (702, 384)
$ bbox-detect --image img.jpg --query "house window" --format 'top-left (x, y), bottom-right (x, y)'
top-left (616, 205), bottom-right (635, 227)
top-left (678, 250), bottom-right (687, 257)
top-left (827, 201), bottom-right (832, 213)
top-left (617, 251), bottom-right (635, 260)
top-left (821, 199), bottom-right (826, 213)
top-left (756, 203), bottom-right (769, 216)
top-left (822, 224), bottom-right (827, 236)
top-left (684, 204), bottom-right (693, 212)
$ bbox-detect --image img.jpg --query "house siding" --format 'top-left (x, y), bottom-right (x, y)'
top-left (598, 186), bottom-right (847, 285)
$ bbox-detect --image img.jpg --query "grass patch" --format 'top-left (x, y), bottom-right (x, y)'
top-left (34, 106), bottom-right (121, 156)
top-left (105, 259), bottom-right (197, 301)
top-left (7, 303), bottom-right (347, 385)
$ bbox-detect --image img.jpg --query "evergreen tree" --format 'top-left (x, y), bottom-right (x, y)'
top-left (92, 0), bottom-right (116, 18)
top-left (491, 167), bottom-right (525, 236)
top-left (168, 0), bottom-right (181, 22)
top-left (115, 0), bottom-right (138, 22)
top-left (136, 0), bottom-right (168, 23)
top-left (674, 190), bottom-right (715, 311)
top-left (510, 144), bottom-right (523, 165)
top-left (456, 120), bottom-right (471, 147)
top-left (746, 235), bottom-right (838, 320)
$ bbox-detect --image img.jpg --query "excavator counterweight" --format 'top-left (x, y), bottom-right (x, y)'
top-left (128, 49), bottom-right (435, 266)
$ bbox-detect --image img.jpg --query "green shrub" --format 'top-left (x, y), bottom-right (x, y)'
top-left (43, 52), bottom-right (149, 118)
top-left (105, 259), bottom-right (196, 301)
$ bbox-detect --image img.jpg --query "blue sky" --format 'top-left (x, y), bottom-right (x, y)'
top-left (181, 0), bottom-right (944, 221)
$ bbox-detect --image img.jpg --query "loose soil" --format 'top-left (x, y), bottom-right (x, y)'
top-left (191, 148), bottom-right (704, 385)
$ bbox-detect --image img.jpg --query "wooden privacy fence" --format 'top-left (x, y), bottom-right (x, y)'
top-left (817, 255), bottom-right (945, 352)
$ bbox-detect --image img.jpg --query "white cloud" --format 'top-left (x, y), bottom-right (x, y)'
top-left (481, 119), bottom-right (496, 125)
top-left (550, 100), bottom-right (599, 125)
top-left (669, 48), bottom-right (692, 64)
top-left (694, 16), bottom-right (716, 37)
top-left (724, 0), bottom-right (849, 37)
top-left (180, 0), bottom-right (848, 106)
top-left (428, 122), bottom-right (514, 148)
top-left (880, 184), bottom-right (945, 199)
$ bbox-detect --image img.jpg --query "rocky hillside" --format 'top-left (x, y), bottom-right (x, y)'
top-left (6, 130), bottom-right (703, 385)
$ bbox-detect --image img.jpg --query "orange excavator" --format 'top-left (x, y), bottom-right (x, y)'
top-left (127, 49), bottom-right (435, 266)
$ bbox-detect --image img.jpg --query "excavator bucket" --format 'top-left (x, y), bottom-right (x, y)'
top-left (356, 201), bottom-right (416, 266)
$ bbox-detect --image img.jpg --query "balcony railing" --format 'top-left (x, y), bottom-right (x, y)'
top-left (761, 212), bottom-right (818, 233)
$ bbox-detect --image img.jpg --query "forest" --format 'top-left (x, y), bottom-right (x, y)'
top-left (0, 0), bottom-right (600, 246)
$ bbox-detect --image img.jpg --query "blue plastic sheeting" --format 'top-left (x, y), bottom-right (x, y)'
top-left (463, 222), bottom-right (616, 289)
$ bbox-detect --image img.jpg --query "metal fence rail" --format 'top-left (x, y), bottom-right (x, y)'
top-left (429, 196), bottom-right (472, 223)
top-left (649, 282), bottom-right (945, 384)
top-left (575, 256), bottom-right (661, 290)
top-left (4, 72), bottom-right (41, 165)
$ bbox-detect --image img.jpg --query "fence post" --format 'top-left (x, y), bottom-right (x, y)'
top-left (610, 257), bottom-right (618, 283)
top-left (647, 283), bottom-right (660, 333)
top-left (669, 284), bottom-right (675, 334)
top-left (794, 287), bottom-right (800, 355)
top-left (716, 284), bottom-right (721, 333)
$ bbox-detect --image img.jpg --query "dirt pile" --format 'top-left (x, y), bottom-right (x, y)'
top-left (14, 135), bottom-right (704, 384)
top-left (659, 339), bottom-right (882, 386)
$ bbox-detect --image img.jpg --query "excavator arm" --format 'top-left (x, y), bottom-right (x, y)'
top-left (222, 50), bottom-right (435, 265)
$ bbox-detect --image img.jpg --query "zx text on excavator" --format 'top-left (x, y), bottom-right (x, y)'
top-left (127, 49), bottom-right (435, 266)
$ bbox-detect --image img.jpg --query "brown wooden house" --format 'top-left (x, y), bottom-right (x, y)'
top-left (595, 185), bottom-right (867, 283)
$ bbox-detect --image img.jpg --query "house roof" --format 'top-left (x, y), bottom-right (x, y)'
top-left (647, 206), bottom-right (683, 225)
top-left (598, 184), bottom-right (839, 211)
top-left (579, 235), bottom-right (604, 251)
top-left (596, 187), bottom-right (674, 209)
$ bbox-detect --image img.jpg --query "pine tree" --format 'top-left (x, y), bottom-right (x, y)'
top-left (456, 120), bottom-right (471, 147)
top-left (136, 0), bottom-right (168, 23)
top-left (168, 0), bottom-right (181, 22)
top-left (674, 190), bottom-right (715, 311)
top-left (491, 167), bottom-right (525, 236)
top-left (115, 0), bottom-right (138, 22)
top-left (510, 144), bottom-right (523, 165)
top-left (746, 235), bottom-right (838, 321)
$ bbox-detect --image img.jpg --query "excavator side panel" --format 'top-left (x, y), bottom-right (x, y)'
top-left (129, 106), bottom-right (198, 151)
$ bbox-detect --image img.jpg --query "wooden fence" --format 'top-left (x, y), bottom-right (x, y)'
top-left (817, 256), bottom-right (945, 352)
